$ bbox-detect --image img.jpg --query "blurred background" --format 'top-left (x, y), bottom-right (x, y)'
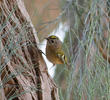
top-left (24, 0), bottom-right (61, 41)
top-left (24, 0), bottom-right (110, 100)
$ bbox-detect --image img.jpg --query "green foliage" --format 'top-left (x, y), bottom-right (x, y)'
top-left (0, 0), bottom-right (110, 99)
top-left (54, 0), bottom-right (110, 100)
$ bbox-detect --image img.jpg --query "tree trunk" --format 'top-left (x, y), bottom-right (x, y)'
top-left (0, 0), bottom-right (59, 100)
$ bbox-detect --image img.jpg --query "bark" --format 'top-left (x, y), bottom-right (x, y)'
top-left (0, 0), bottom-right (59, 100)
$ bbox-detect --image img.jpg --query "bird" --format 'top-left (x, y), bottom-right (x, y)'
top-left (45, 35), bottom-right (69, 69)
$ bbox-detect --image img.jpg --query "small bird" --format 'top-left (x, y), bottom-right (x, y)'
top-left (45, 35), bottom-right (69, 69)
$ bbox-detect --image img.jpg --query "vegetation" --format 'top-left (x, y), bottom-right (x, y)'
top-left (0, 0), bottom-right (110, 100)
top-left (54, 0), bottom-right (110, 100)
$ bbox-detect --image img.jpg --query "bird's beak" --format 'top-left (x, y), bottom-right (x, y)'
top-left (45, 37), bottom-right (48, 40)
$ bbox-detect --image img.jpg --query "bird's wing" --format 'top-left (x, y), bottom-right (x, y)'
top-left (56, 50), bottom-right (67, 64)
top-left (56, 50), bottom-right (70, 69)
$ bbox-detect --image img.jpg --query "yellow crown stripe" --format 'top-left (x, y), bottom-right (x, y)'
top-left (50, 35), bottom-right (58, 39)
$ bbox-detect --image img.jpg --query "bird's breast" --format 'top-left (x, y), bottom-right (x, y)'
top-left (46, 46), bottom-right (63, 64)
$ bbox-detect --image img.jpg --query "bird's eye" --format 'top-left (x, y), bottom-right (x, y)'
top-left (51, 40), bottom-right (54, 43)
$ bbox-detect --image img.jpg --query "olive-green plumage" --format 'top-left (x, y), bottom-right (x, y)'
top-left (46, 35), bottom-right (68, 67)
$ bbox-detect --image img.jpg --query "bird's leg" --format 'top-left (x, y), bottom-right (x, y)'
top-left (53, 63), bottom-right (55, 66)
top-left (38, 49), bottom-right (46, 56)
top-left (49, 64), bottom-right (55, 70)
